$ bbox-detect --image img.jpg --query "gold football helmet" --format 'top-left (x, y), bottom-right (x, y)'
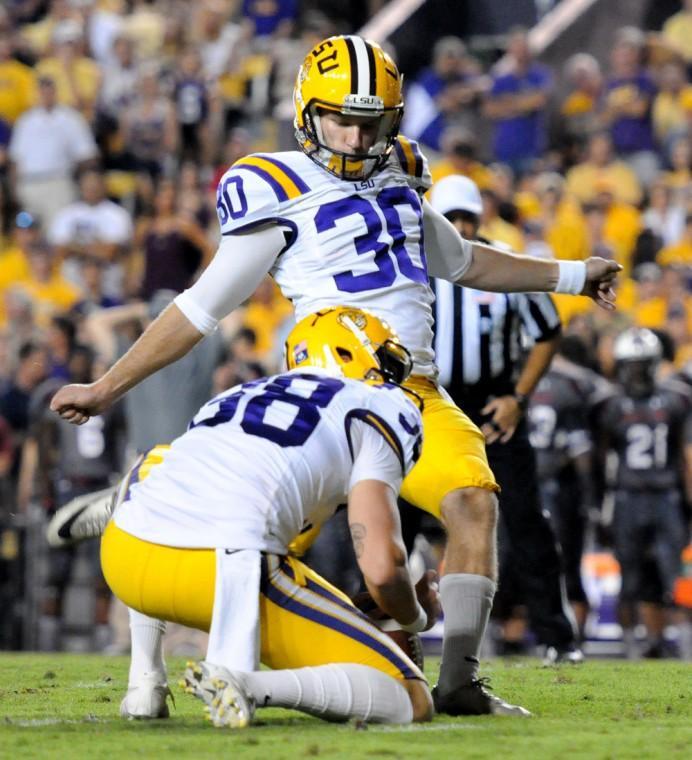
top-left (293, 35), bottom-right (404, 180)
top-left (285, 306), bottom-right (412, 385)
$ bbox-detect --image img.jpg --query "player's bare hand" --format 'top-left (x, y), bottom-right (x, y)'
top-left (415, 569), bottom-right (441, 631)
top-left (480, 396), bottom-right (521, 444)
top-left (49, 381), bottom-right (111, 425)
top-left (581, 257), bottom-right (622, 310)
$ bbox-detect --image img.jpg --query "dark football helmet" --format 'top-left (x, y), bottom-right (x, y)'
top-left (613, 327), bottom-right (662, 398)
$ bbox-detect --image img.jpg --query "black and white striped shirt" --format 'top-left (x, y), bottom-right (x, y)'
top-left (433, 279), bottom-right (561, 404)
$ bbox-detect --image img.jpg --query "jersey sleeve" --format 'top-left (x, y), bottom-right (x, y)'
top-left (391, 135), bottom-right (432, 194)
top-left (348, 420), bottom-right (407, 493)
top-left (215, 161), bottom-right (280, 236)
top-left (422, 198), bottom-right (474, 281)
top-left (217, 153), bottom-right (311, 244)
top-left (174, 225), bottom-right (287, 333)
top-left (345, 386), bottom-right (423, 491)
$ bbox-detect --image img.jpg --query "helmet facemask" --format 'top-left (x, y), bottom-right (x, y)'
top-left (297, 100), bottom-right (402, 181)
top-left (616, 358), bottom-right (659, 398)
top-left (371, 339), bottom-right (413, 385)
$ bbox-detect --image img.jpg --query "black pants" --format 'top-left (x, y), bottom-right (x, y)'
top-left (613, 489), bottom-right (686, 605)
top-left (540, 470), bottom-right (588, 605)
top-left (469, 413), bottom-right (576, 648)
top-left (45, 479), bottom-right (111, 597)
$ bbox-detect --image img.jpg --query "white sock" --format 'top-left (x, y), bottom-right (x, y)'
top-left (206, 548), bottom-right (261, 672)
top-left (128, 608), bottom-right (166, 684)
top-left (437, 573), bottom-right (495, 694)
top-left (239, 664), bottom-right (413, 724)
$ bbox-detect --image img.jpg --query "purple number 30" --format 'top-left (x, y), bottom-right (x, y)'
top-left (216, 175), bottom-right (248, 224)
top-left (314, 188), bottom-right (428, 293)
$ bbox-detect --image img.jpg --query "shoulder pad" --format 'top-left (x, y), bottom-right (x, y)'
top-left (391, 135), bottom-right (432, 192)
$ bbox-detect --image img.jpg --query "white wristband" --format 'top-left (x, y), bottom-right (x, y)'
top-left (555, 260), bottom-right (587, 295)
top-left (400, 603), bottom-right (428, 634)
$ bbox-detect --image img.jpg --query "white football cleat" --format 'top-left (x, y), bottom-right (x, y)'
top-left (542, 646), bottom-right (585, 666)
top-left (46, 486), bottom-right (117, 547)
top-left (120, 672), bottom-right (173, 719)
top-left (181, 660), bottom-right (255, 728)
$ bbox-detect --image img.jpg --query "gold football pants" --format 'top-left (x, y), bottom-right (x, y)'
top-left (399, 376), bottom-right (499, 516)
top-left (101, 521), bottom-right (423, 682)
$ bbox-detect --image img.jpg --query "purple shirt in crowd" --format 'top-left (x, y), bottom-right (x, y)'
top-left (242, 0), bottom-right (297, 36)
top-left (490, 64), bottom-right (551, 164)
top-left (603, 73), bottom-right (657, 154)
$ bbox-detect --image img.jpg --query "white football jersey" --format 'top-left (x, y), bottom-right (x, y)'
top-left (215, 137), bottom-right (446, 376)
top-left (114, 369), bottom-right (422, 553)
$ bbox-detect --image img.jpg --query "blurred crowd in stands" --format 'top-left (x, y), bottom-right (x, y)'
top-left (0, 0), bottom-right (691, 655)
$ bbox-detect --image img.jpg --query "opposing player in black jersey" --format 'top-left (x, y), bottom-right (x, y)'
top-left (529, 336), bottom-right (614, 637)
top-left (598, 328), bottom-right (692, 657)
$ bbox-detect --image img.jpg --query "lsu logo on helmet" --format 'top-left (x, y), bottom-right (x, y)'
top-left (293, 36), bottom-right (404, 181)
top-left (336, 308), bottom-right (367, 331)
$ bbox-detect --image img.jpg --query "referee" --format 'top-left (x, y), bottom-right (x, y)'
top-left (429, 175), bottom-right (581, 663)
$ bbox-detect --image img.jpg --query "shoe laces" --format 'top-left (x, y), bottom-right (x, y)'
top-left (75, 496), bottom-right (114, 537)
top-left (76, 514), bottom-right (106, 538)
top-left (471, 676), bottom-right (494, 693)
top-left (471, 676), bottom-right (492, 689)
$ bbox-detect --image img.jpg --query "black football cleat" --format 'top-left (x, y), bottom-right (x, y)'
top-left (432, 678), bottom-right (531, 717)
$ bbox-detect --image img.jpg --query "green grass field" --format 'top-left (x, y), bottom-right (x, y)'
top-left (0, 654), bottom-right (690, 759)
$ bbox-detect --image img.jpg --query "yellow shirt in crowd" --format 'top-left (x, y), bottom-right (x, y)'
top-left (662, 11), bottom-right (692, 62)
top-left (430, 160), bottom-right (495, 191)
top-left (515, 195), bottom-right (589, 261)
top-left (603, 203), bottom-right (642, 275)
top-left (551, 293), bottom-right (593, 326)
top-left (242, 285), bottom-right (293, 357)
top-left (565, 162), bottom-right (642, 207)
top-left (18, 276), bottom-right (81, 328)
top-left (632, 297), bottom-right (669, 330)
top-left (561, 90), bottom-right (596, 117)
top-left (0, 242), bottom-right (31, 326)
top-left (545, 206), bottom-right (590, 262)
top-left (35, 57), bottom-right (101, 112)
top-left (661, 168), bottom-right (691, 191)
top-left (122, 8), bottom-right (166, 59)
top-left (0, 242), bottom-right (30, 291)
top-left (479, 217), bottom-right (524, 252)
top-left (614, 278), bottom-right (692, 336)
top-left (0, 60), bottom-right (36, 124)
top-left (652, 86), bottom-right (692, 143)
top-left (513, 191), bottom-right (541, 221)
top-left (22, 18), bottom-right (59, 57)
top-left (658, 239), bottom-right (692, 268)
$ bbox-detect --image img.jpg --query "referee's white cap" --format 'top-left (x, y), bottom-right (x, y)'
top-left (429, 175), bottom-right (483, 216)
